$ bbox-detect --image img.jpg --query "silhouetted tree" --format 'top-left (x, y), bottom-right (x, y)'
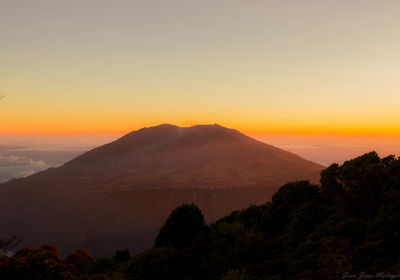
top-left (65, 249), bottom-right (93, 269)
top-left (113, 249), bottom-right (130, 262)
top-left (155, 203), bottom-right (207, 250)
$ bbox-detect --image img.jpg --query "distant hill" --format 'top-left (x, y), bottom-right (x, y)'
top-left (0, 124), bottom-right (323, 256)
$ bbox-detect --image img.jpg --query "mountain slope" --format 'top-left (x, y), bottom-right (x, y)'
top-left (0, 124), bottom-right (324, 255)
top-left (27, 124), bottom-right (322, 189)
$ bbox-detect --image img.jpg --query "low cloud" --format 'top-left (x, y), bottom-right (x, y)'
top-left (0, 154), bottom-right (49, 183)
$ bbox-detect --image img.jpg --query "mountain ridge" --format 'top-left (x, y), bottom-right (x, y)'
top-left (0, 124), bottom-right (324, 255)
top-left (45, 123), bottom-right (323, 190)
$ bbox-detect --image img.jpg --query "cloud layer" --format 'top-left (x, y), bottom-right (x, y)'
top-left (0, 154), bottom-right (48, 183)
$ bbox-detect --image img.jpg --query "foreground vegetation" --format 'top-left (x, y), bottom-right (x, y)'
top-left (2, 152), bottom-right (400, 279)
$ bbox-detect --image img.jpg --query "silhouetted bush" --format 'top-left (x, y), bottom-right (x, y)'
top-left (113, 249), bottom-right (131, 263)
top-left (155, 203), bottom-right (207, 250)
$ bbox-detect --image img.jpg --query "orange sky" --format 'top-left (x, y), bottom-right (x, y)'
top-left (1, 0), bottom-right (400, 137)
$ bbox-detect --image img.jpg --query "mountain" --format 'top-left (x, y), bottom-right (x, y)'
top-left (0, 124), bottom-right (324, 256)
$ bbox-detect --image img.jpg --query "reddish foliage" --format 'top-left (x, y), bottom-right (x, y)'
top-left (66, 248), bottom-right (93, 269)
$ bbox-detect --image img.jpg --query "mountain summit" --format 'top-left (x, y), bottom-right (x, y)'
top-left (52, 123), bottom-right (322, 189)
top-left (0, 124), bottom-right (323, 255)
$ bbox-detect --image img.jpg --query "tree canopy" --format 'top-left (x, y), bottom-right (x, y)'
top-left (155, 203), bottom-right (207, 250)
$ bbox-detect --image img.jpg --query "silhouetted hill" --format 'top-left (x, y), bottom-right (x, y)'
top-left (0, 124), bottom-right (323, 255)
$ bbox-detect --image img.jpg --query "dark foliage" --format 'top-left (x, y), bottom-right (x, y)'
top-left (113, 249), bottom-right (131, 263)
top-left (2, 152), bottom-right (400, 279)
top-left (154, 203), bottom-right (207, 250)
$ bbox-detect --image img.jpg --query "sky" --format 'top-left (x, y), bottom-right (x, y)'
top-left (1, 0), bottom-right (400, 180)
top-left (1, 0), bottom-right (400, 135)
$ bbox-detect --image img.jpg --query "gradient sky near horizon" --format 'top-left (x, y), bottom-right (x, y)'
top-left (1, 0), bottom-right (400, 135)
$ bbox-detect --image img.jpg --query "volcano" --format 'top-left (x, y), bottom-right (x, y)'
top-left (0, 124), bottom-right (324, 255)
